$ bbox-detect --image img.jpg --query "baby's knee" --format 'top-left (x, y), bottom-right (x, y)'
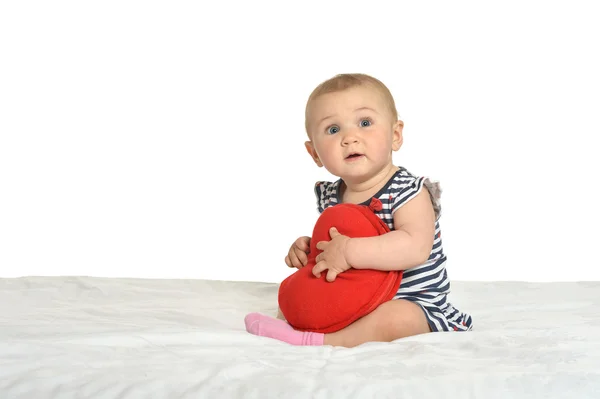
top-left (375, 300), bottom-right (430, 338)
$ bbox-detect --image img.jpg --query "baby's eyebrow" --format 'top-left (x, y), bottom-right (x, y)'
top-left (317, 114), bottom-right (337, 126)
top-left (354, 106), bottom-right (378, 114)
top-left (317, 107), bottom-right (379, 126)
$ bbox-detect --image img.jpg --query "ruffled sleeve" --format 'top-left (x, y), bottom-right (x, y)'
top-left (314, 181), bottom-right (337, 214)
top-left (390, 171), bottom-right (442, 220)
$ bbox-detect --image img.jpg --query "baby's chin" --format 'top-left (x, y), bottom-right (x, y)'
top-left (341, 164), bottom-right (397, 182)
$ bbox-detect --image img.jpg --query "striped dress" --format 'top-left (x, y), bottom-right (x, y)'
top-left (314, 166), bottom-right (473, 332)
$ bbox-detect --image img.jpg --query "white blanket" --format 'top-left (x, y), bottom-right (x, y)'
top-left (1, 277), bottom-right (599, 398)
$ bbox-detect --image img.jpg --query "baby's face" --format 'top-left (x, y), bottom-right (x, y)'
top-left (305, 86), bottom-right (402, 183)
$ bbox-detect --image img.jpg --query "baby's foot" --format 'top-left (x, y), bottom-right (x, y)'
top-left (244, 312), bottom-right (324, 346)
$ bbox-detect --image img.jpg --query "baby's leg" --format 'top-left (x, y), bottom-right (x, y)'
top-left (245, 300), bottom-right (429, 347)
top-left (324, 300), bottom-right (430, 348)
top-left (244, 313), bottom-right (323, 345)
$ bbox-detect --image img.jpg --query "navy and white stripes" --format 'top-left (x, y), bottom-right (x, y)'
top-left (314, 166), bottom-right (473, 332)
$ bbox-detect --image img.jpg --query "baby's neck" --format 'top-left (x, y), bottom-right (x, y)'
top-left (340, 165), bottom-right (399, 204)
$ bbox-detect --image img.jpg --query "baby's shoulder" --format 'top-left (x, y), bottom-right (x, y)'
top-left (382, 166), bottom-right (422, 195)
top-left (387, 166), bottom-right (442, 219)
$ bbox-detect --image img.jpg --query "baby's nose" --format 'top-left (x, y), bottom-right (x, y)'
top-left (341, 130), bottom-right (359, 144)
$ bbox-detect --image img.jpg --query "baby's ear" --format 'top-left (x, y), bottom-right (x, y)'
top-left (392, 120), bottom-right (404, 151)
top-left (305, 141), bottom-right (323, 167)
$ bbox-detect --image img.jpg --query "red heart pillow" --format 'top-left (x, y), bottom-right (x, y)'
top-left (278, 198), bottom-right (403, 333)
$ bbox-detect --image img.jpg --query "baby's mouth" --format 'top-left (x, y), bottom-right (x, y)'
top-left (345, 153), bottom-right (363, 159)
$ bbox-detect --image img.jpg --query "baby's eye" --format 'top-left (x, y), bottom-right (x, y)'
top-left (360, 119), bottom-right (372, 127)
top-left (327, 126), bottom-right (340, 134)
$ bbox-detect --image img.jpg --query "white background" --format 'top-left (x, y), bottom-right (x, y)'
top-left (1, 1), bottom-right (599, 283)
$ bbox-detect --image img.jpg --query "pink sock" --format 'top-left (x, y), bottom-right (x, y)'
top-left (244, 312), bottom-right (324, 346)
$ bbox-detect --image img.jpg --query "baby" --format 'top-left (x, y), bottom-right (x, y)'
top-left (245, 73), bottom-right (473, 348)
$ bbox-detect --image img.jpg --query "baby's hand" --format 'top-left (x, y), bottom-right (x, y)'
top-left (285, 236), bottom-right (311, 269)
top-left (313, 227), bottom-right (351, 282)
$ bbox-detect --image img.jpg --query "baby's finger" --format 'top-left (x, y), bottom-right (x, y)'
top-left (294, 246), bottom-right (308, 266)
top-left (312, 261), bottom-right (327, 278)
top-left (285, 255), bottom-right (293, 268)
top-left (296, 236), bottom-right (311, 252)
top-left (316, 252), bottom-right (327, 264)
top-left (289, 248), bottom-right (303, 269)
top-left (316, 241), bottom-right (328, 251)
top-left (326, 269), bottom-right (338, 283)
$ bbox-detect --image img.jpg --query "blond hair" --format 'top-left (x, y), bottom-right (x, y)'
top-left (304, 73), bottom-right (399, 135)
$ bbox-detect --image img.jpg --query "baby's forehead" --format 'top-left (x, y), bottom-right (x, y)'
top-left (322, 85), bottom-right (380, 99)
top-left (310, 87), bottom-right (387, 115)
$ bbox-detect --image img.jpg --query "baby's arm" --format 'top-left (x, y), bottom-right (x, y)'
top-left (346, 189), bottom-right (435, 271)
